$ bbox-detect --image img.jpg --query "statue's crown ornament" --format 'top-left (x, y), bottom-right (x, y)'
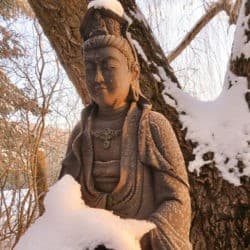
top-left (80, 4), bottom-right (128, 43)
top-left (80, 0), bottom-right (136, 69)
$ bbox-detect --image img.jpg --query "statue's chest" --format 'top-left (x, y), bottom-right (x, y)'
top-left (92, 133), bottom-right (122, 161)
top-left (91, 118), bottom-right (124, 161)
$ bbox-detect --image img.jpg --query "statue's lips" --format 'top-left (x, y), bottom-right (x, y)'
top-left (94, 85), bottom-right (107, 91)
top-left (93, 85), bottom-right (108, 95)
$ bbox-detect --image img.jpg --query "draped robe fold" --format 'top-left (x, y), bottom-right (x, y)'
top-left (59, 102), bottom-right (192, 250)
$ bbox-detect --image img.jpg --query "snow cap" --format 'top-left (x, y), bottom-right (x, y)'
top-left (80, 0), bottom-right (127, 42)
top-left (88, 0), bottom-right (124, 17)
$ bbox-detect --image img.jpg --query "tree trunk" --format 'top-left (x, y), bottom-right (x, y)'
top-left (28, 0), bottom-right (249, 249)
top-left (28, 0), bottom-right (90, 104)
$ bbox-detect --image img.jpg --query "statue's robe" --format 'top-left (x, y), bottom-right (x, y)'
top-left (59, 102), bottom-right (192, 250)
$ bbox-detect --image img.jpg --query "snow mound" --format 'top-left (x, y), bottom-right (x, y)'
top-left (15, 175), bottom-right (155, 250)
top-left (154, 61), bottom-right (250, 186)
top-left (151, 0), bottom-right (250, 186)
top-left (88, 0), bottom-right (124, 17)
top-left (158, 67), bottom-right (250, 186)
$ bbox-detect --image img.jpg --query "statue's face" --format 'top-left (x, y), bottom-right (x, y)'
top-left (84, 46), bottom-right (133, 109)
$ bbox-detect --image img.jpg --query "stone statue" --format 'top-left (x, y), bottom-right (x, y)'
top-left (59, 1), bottom-right (192, 249)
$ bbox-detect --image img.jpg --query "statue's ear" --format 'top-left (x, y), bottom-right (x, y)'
top-left (131, 63), bottom-right (139, 82)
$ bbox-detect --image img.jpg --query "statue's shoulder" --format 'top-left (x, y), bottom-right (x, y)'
top-left (139, 104), bottom-right (172, 135)
top-left (81, 103), bottom-right (94, 119)
top-left (68, 104), bottom-right (94, 143)
top-left (72, 121), bottom-right (81, 134)
top-left (68, 121), bottom-right (81, 145)
top-left (148, 110), bottom-right (171, 130)
top-left (146, 110), bottom-right (175, 145)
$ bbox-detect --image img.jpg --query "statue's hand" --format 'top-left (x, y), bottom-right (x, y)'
top-left (140, 232), bottom-right (151, 250)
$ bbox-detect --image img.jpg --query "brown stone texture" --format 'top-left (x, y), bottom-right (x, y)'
top-left (28, 0), bottom-right (250, 249)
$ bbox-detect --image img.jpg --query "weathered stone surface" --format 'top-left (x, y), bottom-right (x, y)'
top-left (28, 0), bottom-right (250, 249)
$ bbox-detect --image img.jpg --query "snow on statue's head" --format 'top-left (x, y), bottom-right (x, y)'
top-left (88, 0), bottom-right (124, 17)
top-left (80, 0), bottom-right (130, 55)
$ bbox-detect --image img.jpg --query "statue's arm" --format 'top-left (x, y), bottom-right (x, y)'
top-left (147, 112), bottom-right (192, 250)
top-left (58, 122), bottom-right (81, 180)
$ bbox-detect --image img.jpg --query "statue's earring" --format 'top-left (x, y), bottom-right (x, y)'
top-left (129, 84), bottom-right (139, 102)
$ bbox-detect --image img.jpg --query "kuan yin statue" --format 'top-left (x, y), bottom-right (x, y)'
top-left (59, 0), bottom-right (192, 249)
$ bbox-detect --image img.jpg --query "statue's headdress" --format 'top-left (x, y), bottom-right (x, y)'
top-left (80, 0), bottom-right (150, 105)
top-left (80, 0), bottom-right (138, 69)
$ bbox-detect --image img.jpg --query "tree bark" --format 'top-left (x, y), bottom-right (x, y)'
top-left (28, 0), bottom-right (249, 249)
top-left (28, 0), bottom-right (90, 104)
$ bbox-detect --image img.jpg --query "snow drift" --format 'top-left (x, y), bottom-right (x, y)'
top-left (15, 175), bottom-right (155, 250)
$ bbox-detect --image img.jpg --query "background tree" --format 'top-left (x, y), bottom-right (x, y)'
top-left (0, 7), bottom-right (65, 246)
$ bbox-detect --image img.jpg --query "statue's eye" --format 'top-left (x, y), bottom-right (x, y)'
top-left (85, 62), bottom-right (96, 71)
top-left (103, 59), bottom-right (119, 70)
top-left (103, 63), bottom-right (117, 70)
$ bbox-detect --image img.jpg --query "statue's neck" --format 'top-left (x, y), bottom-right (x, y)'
top-left (96, 103), bottom-right (129, 121)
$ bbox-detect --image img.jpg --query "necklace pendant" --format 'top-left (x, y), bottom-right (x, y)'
top-left (103, 139), bottom-right (111, 149)
top-left (92, 128), bottom-right (122, 150)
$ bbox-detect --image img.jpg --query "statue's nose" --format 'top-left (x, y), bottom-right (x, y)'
top-left (95, 66), bottom-right (104, 83)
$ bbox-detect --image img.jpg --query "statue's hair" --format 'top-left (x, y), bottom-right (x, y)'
top-left (83, 34), bottom-right (138, 72)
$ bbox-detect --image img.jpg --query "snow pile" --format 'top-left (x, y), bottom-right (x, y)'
top-left (15, 175), bottom-right (155, 250)
top-left (150, 0), bottom-right (250, 186)
top-left (88, 0), bottom-right (124, 17)
top-left (157, 65), bottom-right (249, 186)
top-left (232, 1), bottom-right (250, 60)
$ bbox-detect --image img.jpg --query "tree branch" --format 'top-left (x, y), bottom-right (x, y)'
top-left (167, 0), bottom-right (241, 64)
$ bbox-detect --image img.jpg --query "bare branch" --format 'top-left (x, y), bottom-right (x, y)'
top-left (167, 0), bottom-right (242, 64)
top-left (167, 1), bottom-right (225, 63)
top-left (0, 68), bottom-right (41, 115)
